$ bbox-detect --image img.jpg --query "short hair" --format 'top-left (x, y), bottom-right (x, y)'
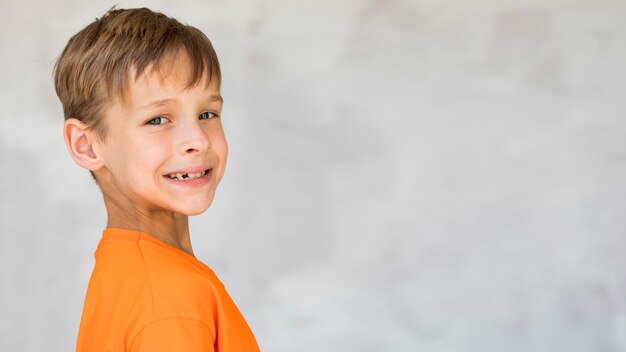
top-left (53, 7), bottom-right (221, 141)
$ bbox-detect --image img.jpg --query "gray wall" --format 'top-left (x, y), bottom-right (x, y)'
top-left (2, 0), bottom-right (626, 351)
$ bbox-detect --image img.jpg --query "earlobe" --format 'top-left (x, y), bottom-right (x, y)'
top-left (63, 118), bottom-right (103, 171)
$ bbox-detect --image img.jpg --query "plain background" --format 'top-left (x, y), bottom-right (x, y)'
top-left (1, 0), bottom-right (626, 351)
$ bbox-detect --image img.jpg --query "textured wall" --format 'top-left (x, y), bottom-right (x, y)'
top-left (1, 0), bottom-right (626, 351)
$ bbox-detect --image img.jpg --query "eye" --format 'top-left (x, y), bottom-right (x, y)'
top-left (146, 116), bottom-right (170, 125)
top-left (199, 111), bottom-right (218, 120)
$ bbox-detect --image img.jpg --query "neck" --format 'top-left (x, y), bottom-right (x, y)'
top-left (102, 192), bottom-right (195, 256)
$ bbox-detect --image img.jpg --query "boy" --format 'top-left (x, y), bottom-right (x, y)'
top-left (54, 7), bottom-right (260, 351)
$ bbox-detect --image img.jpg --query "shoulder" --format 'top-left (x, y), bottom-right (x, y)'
top-left (78, 232), bottom-right (229, 351)
top-left (128, 316), bottom-right (215, 352)
top-left (89, 238), bottom-right (153, 292)
top-left (135, 238), bottom-right (224, 322)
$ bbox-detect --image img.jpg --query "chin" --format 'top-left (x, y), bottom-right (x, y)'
top-left (178, 198), bottom-right (215, 216)
top-left (184, 208), bottom-right (210, 216)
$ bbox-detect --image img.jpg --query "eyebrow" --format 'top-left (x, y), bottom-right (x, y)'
top-left (209, 95), bottom-right (224, 103)
top-left (138, 95), bottom-right (223, 110)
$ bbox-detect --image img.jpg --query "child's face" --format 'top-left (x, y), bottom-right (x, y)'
top-left (92, 53), bottom-right (227, 216)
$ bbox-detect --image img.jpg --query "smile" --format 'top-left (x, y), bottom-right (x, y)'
top-left (167, 170), bottom-right (208, 180)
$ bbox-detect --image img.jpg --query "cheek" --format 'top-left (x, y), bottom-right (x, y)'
top-left (214, 129), bottom-right (228, 157)
top-left (216, 136), bottom-right (228, 165)
top-left (220, 139), bottom-right (229, 160)
top-left (210, 135), bottom-right (228, 183)
top-left (122, 137), bottom-right (170, 179)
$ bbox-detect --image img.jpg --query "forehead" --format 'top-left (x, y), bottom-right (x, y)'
top-left (122, 52), bottom-right (220, 108)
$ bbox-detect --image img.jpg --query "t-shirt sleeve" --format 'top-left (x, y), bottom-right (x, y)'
top-left (129, 317), bottom-right (215, 352)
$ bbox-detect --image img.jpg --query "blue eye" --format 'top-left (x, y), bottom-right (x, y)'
top-left (199, 111), bottom-right (218, 120)
top-left (147, 116), bottom-right (170, 125)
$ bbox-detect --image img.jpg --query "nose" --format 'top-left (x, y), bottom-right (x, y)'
top-left (177, 119), bottom-right (211, 155)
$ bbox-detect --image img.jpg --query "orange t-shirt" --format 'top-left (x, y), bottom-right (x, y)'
top-left (76, 228), bottom-right (260, 351)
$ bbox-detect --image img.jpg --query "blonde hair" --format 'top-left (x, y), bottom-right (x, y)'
top-left (53, 7), bottom-right (221, 141)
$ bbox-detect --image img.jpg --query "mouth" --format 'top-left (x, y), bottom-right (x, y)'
top-left (165, 168), bottom-right (211, 181)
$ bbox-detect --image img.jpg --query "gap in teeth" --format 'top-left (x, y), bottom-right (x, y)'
top-left (169, 170), bottom-right (206, 180)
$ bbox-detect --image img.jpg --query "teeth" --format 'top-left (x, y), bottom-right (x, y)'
top-left (168, 170), bottom-right (207, 180)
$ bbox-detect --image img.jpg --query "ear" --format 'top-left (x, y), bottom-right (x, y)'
top-left (63, 118), bottom-right (104, 171)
